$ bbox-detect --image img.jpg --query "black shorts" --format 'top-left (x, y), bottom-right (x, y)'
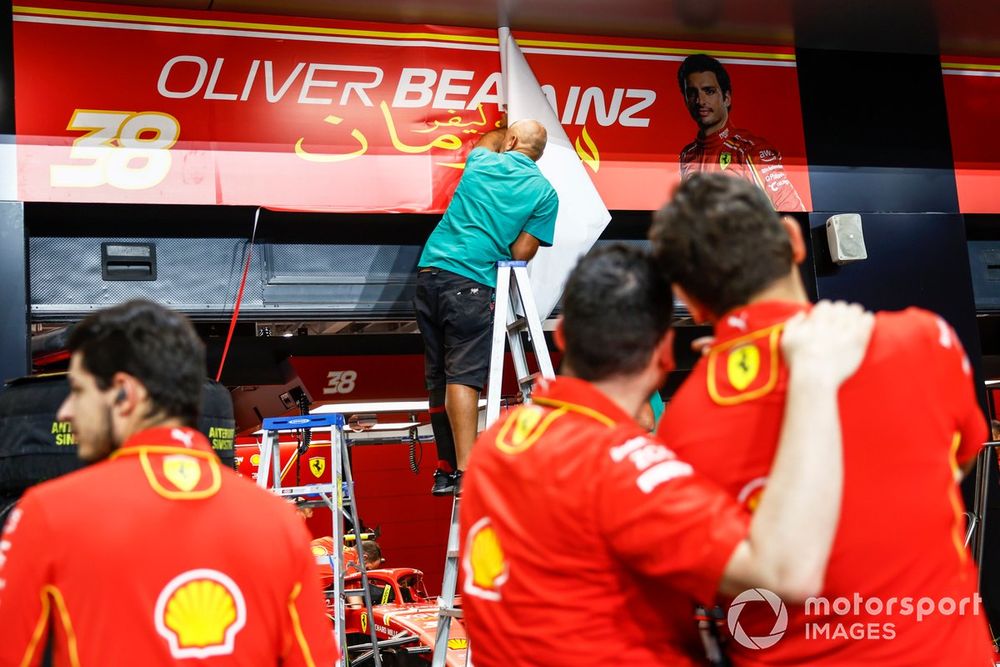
top-left (413, 268), bottom-right (495, 392)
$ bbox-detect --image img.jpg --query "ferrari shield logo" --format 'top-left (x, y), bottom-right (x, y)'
top-left (308, 457), bottom-right (325, 478)
top-left (512, 408), bottom-right (542, 446)
top-left (163, 455), bottom-right (201, 492)
top-left (707, 325), bottom-right (782, 406)
top-left (496, 404), bottom-right (556, 454)
top-left (720, 152), bottom-right (732, 169)
top-left (727, 344), bottom-right (760, 391)
top-left (360, 612), bottom-right (368, 634)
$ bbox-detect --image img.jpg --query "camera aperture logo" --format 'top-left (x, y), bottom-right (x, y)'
top-left (728, 588), bottom-right (788, 650)
top-left (728, 590), bottom-right (984, 649)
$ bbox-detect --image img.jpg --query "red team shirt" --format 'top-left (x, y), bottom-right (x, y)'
top-left (0, 426), bottom-right (338, 667)
top-left (460, 376), bottom-right (749, 667)
top-left (659, 301), bottom-right (992, 666)
top-left (679, 123), bottom-right (806, 212)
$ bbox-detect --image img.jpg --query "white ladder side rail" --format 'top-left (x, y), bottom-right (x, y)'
top-left (484, 261), bottom-right (555, 426)
top-left (258, 413), bottom-right (382, 667)
top-left (432, 261), bottom-right (555, 667)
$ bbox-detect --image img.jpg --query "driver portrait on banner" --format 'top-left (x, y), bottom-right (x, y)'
top-left (677, 54), bottom-right (806, 212)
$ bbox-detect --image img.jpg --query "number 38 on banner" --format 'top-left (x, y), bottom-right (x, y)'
top-left (50, 110), bottom-right (180, 190)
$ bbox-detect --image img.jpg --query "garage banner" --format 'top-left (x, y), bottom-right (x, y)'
top-left (943, 56), bottom-right (1000, 213)
top-left (13, 1), bottom-right (812, 212)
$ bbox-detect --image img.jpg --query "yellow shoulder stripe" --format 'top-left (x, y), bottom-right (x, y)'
top-left (531, 396), bottom-right (616, 426)
top-left (20, 585), bottom-right (81, 667)
top-left (287, 582), bottom-right (318, 667)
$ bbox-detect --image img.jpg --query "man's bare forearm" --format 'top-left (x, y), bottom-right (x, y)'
top-left (510, 232), bottom-right (541, 261)
top-left (744, 370), bottom-right (843, 599)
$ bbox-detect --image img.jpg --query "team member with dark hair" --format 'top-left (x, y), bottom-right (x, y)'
top-left (651, 173), bottom-right (992, 665)
top-left (677, 53), bottom-right (805, 212)
top-left (460, 244), bottom-right (873, 666)
top-left (0, 300), bottom-right (338, 666)
top-left (415, 119), bottom-right (557, 495)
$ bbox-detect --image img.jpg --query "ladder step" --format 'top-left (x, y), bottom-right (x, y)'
top-left (350, 633), bottom-right (420, 652)
top-left (517, 375), bottom-right (535, 387)
top-left (439, 607), bottom-right (464, 618)
top-left (405, 646), bottom-right (432, 655)
top-left (343, 588), bottom-right (367, 596)
top-left (507, 317), bottom-right (528, 333)
top-left (271, 485), bottom-right (342, 497)
top-left (446, 549), bottom-right (459, 558)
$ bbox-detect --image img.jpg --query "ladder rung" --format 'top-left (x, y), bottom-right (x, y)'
top-left (517, 375), bottom-right (534, 387)
top-left (271, 485), bottom-right (339, 497)
top-left (439, 607), bottom-right (464, 618)
top-left (405, 646), bottom-right (432, 654)
top-left (343, 588), bottom-right (367, 596)
top-left (446, 549), bottom-right (459, 558)
top-left (351, 633), bottom-right (419, 652)
top-left (507, 317), bottom-right (528, 333)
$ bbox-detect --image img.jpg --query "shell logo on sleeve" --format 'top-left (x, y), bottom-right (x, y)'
top-left (154, 569), bottom-right (247, 659)
top-left (737, 477), bottom-right (769, 513)
top-left (462, 517), bottom-right (509, 601)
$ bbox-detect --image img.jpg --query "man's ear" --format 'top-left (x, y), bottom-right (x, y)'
top-left (553, 316), bottom-right (567, 353)
top-left (503, 132), bottom-right (518, 153)
top-left (110, 372), bottom-right (142, 414)
top-left (656, 328), bottom-right (676, 375)
top-left (674, 285), bottom-right (713, 324)
top-left (780, 215), bottom-right (807, 265)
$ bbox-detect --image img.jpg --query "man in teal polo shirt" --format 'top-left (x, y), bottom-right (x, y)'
top-left (415, 119), bottom-right (558, 495)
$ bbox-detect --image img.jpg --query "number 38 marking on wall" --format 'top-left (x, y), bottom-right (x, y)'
top-left (324, 370), bottom-right (357, 395)
top-left (50, 110), bottom-right (180, 190)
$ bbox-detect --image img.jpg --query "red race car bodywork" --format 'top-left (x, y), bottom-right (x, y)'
top-left (341, 568), bottom-right (468, 667)
top-left (311, 537), bottom-right (467, 666)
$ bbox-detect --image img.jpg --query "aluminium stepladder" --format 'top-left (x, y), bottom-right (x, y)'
top-left (258, 413), bottom-right (382, 667)
top-left (431, 260), bottom-right (556, 667)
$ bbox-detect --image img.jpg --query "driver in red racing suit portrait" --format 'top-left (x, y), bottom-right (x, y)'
top-left (678, 53), bottom-right (805, 212)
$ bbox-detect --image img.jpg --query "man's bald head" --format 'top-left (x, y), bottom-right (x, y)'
top-left (506, 119), bottom-right (548, 161)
